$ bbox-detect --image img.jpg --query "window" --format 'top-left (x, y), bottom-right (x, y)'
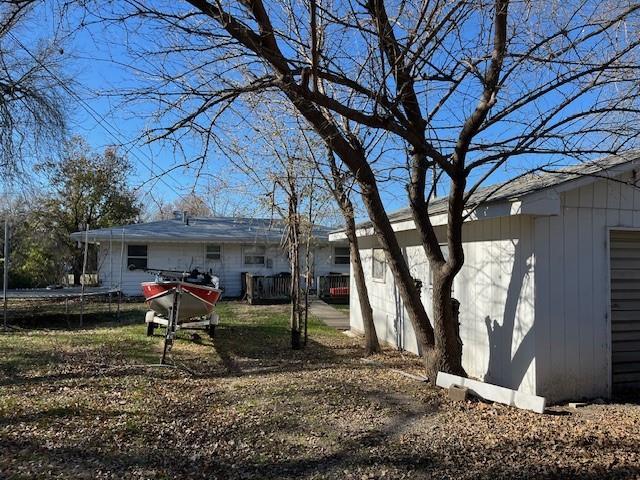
top-left (127, 245), bottom-right (148, 270)
top-left (244, 245), bottom-right (266, 265)
top-left (206, 244), bottom-right (222, 260)
top-left (334, 246), bottom-right (350, 265)
top-left (372, 248), bottom-right (386, 281)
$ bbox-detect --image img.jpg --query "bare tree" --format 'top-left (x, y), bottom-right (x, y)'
top-left (281, 118), bottom-right (381, 355)
top-left (100, 0), bottom-right (640, 378)
top-left (220, 115), bottom-right (336, 349)
top-left (0, 0), bottom-right (67, 178)
top-left (152, 191), bottom-right (213, 219)
top-left (284, 153), bottom-right (303, 349)
top-left (324, 148), bottom-right (381, 355)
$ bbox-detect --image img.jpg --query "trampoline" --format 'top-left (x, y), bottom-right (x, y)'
top-left (4, 286), bottom-right (120, 299)
top-left (2, 286), bottom-right (123, 328)
top-left (2, 218), bottom-right (129, 329)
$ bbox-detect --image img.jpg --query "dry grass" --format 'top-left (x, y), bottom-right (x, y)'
top-left (1, 301), bottom-right (639, 479)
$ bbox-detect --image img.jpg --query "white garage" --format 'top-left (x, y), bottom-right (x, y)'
top-left (331, 153), bottom-right (640, 403)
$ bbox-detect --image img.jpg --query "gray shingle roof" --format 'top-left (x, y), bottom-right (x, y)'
top-left (71, 216), bottom-right (336, 244)
top-left (353, 151), bottom-right (640, 230)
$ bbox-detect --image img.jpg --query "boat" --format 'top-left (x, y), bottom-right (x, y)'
top-left (138, 268), bottom-right (223, 363)
top-left (141, 280), bottom-right (222, 322)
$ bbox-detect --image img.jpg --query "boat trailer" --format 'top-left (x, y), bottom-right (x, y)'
top-left (140, 273), bottom-right (222, 364)
top-left (146, 309), bottom-right (219, 365)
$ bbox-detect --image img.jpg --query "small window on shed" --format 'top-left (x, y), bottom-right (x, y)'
top-left (244, 245), bottom-right (266, 265)
top-left (127, 245), bottom-right (148, 270)
top-left (206, 244), bottom-right (222, 260)
top-left (334, 246), bottom-right (350, 265)
top-left (372, 248), bottom-right (386, 281)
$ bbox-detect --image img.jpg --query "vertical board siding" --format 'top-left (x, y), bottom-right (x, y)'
top-left (533, 217), bottom-right (550, 395)
top-left (516, 218), bottom-right (536, 393)
top-left (592, 209), bottom-right (609, 390)
top-left (578, 208), bottom-right (595, 390)
top-left (563, 207), bottom-right (580, 398)
top-left (353, 217), bottom-right (537, 395)
top-left (548, 214), bottom-right (566, 398)
top-left (349, 241), bottom-right (397, 348)
top-left (538, 173), bottom-right (640, 402)
top-left (350, 172), bottom-right (639, 401)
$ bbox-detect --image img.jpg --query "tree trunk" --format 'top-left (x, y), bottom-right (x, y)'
top-left (282, 82), bottom-right (435, 354)
top-left (344, 213), bottom-right (380, 355)
top-left (426, 269), bottom-right (465, 380)
top-left (325, 148), bottom-right (381, 356)
top-left (358, 175), bottom-right (435, 352)
top-left (288, 175), bottom-right (302, 350)
top-left (407, 152), bottom-right (468, 380)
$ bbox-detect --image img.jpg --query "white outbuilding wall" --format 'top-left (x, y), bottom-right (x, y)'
top-left (351, 216), bottom-right (537, 397)
top-left (348, 171), bottom-right (640, 403)
top-left (534, 170), bottom-right (640, 401)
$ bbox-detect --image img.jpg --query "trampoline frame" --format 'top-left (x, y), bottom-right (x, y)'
top-left (2, 217), bottom-right (128, 328)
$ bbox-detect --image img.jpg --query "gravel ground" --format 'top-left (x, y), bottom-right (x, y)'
top-left (1, 302), bottom-right (639, 479)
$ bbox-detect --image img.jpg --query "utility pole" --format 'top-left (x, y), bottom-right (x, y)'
top-left (2, 217), bottom-right (8, 330)
top-left (79, 223), bottom-right (89, 327)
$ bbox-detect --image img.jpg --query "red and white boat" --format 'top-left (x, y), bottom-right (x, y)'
top-left (141, 281), bottom-right (222, 322)
top-left (139, 269), bottom-right (223, 344)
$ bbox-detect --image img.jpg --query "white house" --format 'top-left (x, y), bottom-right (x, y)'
top-left (330, 153), bottom-right (640, 403)
top-left (72, 215), bottom-right (350, 298)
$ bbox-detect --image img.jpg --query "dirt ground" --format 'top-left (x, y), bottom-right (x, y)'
top-left (1, 302), bottom-right (639, 479)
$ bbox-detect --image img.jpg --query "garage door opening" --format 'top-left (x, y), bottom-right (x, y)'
top-left (610, 230), bottom-right (640, 393)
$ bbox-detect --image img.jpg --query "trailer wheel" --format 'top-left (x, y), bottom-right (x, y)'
top-left (147, 322), bottom-right (155, 337)
top-left (207, 325), bottom-right (216, 339)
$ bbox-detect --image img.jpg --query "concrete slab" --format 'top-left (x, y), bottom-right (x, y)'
top-left (436, 372), bottom-right (546, 414)
top-left (309, 300), bottom-right (350, 330)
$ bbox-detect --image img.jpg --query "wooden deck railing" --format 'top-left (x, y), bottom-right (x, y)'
top-left (245, 273), bottom-right (291, 304)
top-left (318, 275), bottom-right (350, 304)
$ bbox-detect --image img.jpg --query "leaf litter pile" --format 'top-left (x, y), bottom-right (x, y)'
top-left (1, 302), bottom-right (639, 479)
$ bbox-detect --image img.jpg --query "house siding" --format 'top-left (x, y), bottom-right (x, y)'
top-left (534, 171), bottom-right (640, 402)
top-left (352, 216), bottom-right (537, 396)
top-left (98, 241), bottom-right (347, 297)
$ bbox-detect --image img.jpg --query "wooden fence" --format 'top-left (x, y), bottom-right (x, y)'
top-left (63, 274), bottom-right (99, 286)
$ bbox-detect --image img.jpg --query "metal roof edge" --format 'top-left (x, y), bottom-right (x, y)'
top-left (329, 152), bottom-right (640, 238)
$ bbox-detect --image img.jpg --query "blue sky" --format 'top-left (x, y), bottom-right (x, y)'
top-left (56, 22), bottom-right (412, 218)
top-left (13, 1), bottom-right (638, 223)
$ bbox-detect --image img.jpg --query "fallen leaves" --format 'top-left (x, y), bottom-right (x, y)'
top-left (0, 302), bottom-right (639, 479)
